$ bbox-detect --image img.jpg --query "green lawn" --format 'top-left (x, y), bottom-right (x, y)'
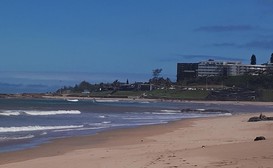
top-left (88, 89), bottom-right (209, 100)
top-left (146, 89), bottom-right (209, 100)
top-left (258, 89), bottom-right (273, 102)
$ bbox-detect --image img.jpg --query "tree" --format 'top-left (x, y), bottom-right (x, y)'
top-left (270, 53), bottom-right (273, 64)
top-left (251, 54), bottom-right (256, 65)
top-left (79, 81), bottom-right (92, 90)
top-left (112, 80), bottom-right (120, 90)
top-left (150, 68), bottom-right (163, 85)
top-left (152, 68), bottom-right (162, 79)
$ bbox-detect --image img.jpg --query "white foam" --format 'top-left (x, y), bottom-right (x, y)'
top-left (221, 113), bottom-right (232, 116)
top-left (0, 110), bottom-right (81, 116)
top-left (66, 99), bottom-right (79, 102)
top-left (95, 99), bottom-right (119, 103)
top-left (40, 132), bottom-right (48, 135)
top-left (99, 115), bottom-right (106, 118)
top-left (53, 126), bottom-right (108, 132)
top-left (24, 110), bottom-right (81, 116)
top-left (152, 112), bottom-right (178, 115)
top-left (160, 110), bottom-right (181, 113)
top-left (0, 125), bottom-right (84, 133)
top-left (102, 121), bottom-right (111, 124)
top-left (0, 135), bottom-right (35, 141)
top-left (196, 109), bottom-right (206, 111)
top-left (123, 117), bottom-right (156, 120)
top-left (0, 110), bottom-right (21, 116)
top-left (139, 101), bottom-right (150, 104)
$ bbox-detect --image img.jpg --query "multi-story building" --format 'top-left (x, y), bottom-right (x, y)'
top-left (197, 60), bottom-right (242, 77)
top-left (177, 63), bottom-right (198, 82)
top-left (238, 64), bottom-right (266, 75)
top-left (197, 60), bottom-right (224, 77)
top-left (265, 63), bottom-right (273, 74)
top-left (177, 59), bottom-right (269, 81)
top-left (224, 61), bottom-right (242, 76)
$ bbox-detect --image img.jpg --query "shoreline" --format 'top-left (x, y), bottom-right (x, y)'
top-left (43, 95), bottom-right (273, 105)
top-left (1, 112), bottom-right (273, 167)
top-left (0, 118), bottom-right (193, 164)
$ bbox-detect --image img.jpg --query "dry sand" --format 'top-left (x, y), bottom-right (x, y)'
top-left (1, 112), bottom-right (273, 168)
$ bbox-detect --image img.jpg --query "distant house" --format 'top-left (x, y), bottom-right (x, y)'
top-left (82, 90), bottom-right (90, 94)
top-left (139, 84), bottom-right (153, 91)
top-left (119, 84), bottom-right (135, 91)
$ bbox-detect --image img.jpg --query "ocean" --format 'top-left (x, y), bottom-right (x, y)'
top-left (0, 98), bottom-right (272, 153)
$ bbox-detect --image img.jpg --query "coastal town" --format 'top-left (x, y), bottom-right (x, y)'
top-left (2, 54), bottom-right (273, 102)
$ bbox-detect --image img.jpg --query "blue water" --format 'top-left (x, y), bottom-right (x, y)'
top-left (0, 98), bottom-right (272, 153)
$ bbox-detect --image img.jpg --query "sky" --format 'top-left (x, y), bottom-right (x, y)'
top-left (1, 0), bottom-right (273, 93)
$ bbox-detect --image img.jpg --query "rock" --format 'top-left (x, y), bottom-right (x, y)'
top-left (248, 114), bottom-right (273, 122)
top-left (254, 136), bottom-right (266, 141)
top-left (248, 116), bottom-right (261, 122)
top-left (266, 117), bottom-right (273, 120)
top-left (259, 113), bottom-right (267, 120)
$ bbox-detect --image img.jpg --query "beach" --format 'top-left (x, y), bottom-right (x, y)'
top-left (1, 111), bottom-right (273, 168)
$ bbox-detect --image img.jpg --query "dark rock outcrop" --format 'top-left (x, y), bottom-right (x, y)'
top-left (248, 114), bottom-right (273, 122)
top-left (254, 136), bottom-right (266, 141)
top-left (248, 117), bottom-right (261, 122)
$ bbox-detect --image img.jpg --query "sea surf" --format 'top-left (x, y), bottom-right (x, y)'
top-left (0, 98), bottom-right (272, 153)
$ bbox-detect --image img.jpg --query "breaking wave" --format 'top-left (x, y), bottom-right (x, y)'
top-left (160, 109), bottom-right (181, 113)
top-left (0, 110), bottom-right (21, 116)
top-left (94, 99), bottom-right (120, 103)
top-left (0, 125), bottom-right (84, 133)
top-left (0, 135), bottom-right (35, 141)
top-left (0, 110), bottom-right (81, 116)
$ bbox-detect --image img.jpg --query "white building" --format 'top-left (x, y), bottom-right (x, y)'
top-left (197, 60), bottom-right (242, 77)
top-left (238, 64), bottom-right (266, 75)
top-left (264, 63), bottom-right (273, 74)
top-left (197, 60), bottom-right (224, 77)
top-left (179, 59), bottom-right (272, 79)
top-left (225, 61), bottom-right (242, 76)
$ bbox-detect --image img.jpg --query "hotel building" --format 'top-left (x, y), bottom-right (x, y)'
top-left (177, 59), bottom-right (269, 82)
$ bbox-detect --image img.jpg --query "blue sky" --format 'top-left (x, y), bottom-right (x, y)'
top-left (1, 0), bottom-right (273, 93)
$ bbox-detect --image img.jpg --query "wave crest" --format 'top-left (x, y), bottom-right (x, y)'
top-left (0, 135), bottom-right (35, 141)
top-left (0, 125), bottom-right (84, 133)
top-left (0, 110), bottom-right (81, 116)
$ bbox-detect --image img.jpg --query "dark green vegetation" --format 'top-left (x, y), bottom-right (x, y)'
top-left (181, 75), bottom-right (273, 90)
top-left (179, 75), bottom-right (273, 101)
top-left (258, 90), bottom-right (273, 102)
top-left (57, 69), bottom-right (273, 101)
